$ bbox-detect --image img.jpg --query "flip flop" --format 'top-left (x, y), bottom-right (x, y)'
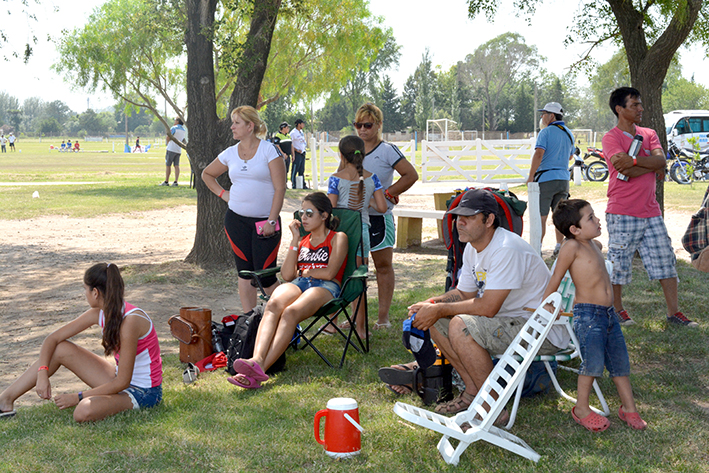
top-left (377, 364), bottom-right (418, 385)
top-left (0, 409), bottom-right (17, 419)
top-left (232, 359), bottom-right (269, 382)
top-left (385, 384), bottom-right (412, 395)
top-left (373, 322), bottom-right (392, 330)
top-left (227, 374), bottom-right (261, 389)
top-left (572, 406), bottom-right (610, 432)
top-left (618, 407), bottom-right (647, 430)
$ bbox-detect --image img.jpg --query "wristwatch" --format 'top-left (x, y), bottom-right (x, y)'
top-left (268, 219), bottom-right (277, 227)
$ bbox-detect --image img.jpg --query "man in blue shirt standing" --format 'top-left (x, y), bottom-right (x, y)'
top-left (526, 102), bottom-right (574, 256)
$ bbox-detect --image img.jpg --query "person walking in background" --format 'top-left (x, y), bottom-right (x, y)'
top-left (160, 118), bottom-right (187, 187)
top-left (274, 122), bottom-right (293, 182)
top-left (290, 119), bottom-right (307, 188)
top-left (202, 106), bottom-right (286, 313)
top-left (602, 86), bottom-right (695, 327)
top-left (526, 102), bottom-right (574, 256)
top-left (133, 136), bottom-right (141, 153)
top-left (354, 102), bottom-right (418, 329)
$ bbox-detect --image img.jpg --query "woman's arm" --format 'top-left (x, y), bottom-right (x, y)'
top-left (261, 157), bottom-right (287, 237)
top-left (35, 309), bottom-right (99, 400)
top-left (201, 158), bottom-right (230, 203)
top-left (387, 158), bottom-right (419, 198)
top-left (301, 232), bottom-right (349, 282)
top-left (281, 220), bottom-right (303, 282)
top-left (370, 188), bottom-right (387, 213)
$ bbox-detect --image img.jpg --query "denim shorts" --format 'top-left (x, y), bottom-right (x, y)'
top-left (123, 385), bottom-right (163, 410)
top-left (573, 303), bottom-right (630, 378)
top-left (290, 277), bottom-right (341, 298)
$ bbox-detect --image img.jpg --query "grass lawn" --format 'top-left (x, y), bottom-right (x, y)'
top-left (1, 143), bottom-right (708, 472)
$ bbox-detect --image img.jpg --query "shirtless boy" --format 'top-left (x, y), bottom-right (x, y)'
top-left (543, 199), bottom-right (647, 432)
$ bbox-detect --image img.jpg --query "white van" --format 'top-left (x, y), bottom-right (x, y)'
top-left (664, 110), bottom-right (709, 151)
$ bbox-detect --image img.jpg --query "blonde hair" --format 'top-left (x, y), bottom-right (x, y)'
top-left (231, 105), bottom-right (267, 139)
top-left (355, 102), bottom-right (383, 141)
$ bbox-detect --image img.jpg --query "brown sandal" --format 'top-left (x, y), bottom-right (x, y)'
top-left (434, 391), bottom-right (475, 415)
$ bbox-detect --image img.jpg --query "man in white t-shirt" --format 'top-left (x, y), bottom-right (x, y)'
top-left (160, 118), bottom-right (187, 187)
top-left (402, 189), bottom-right (569, 417)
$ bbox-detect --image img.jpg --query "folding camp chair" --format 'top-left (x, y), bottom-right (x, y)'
top-left (499, 262), bottom-right (612, 429)
top-left (394, 292), bottom-right (562, 465)
top-left (240, 208), bottom-right (369, 368)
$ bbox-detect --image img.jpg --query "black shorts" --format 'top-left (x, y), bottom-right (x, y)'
top-left (224, 210), bottom-right (281, 287)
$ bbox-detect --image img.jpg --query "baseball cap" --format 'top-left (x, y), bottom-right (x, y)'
top-left (279, 122), bottom-right (289, 129)
top-left (538, 102), bottom-right (564, 116)
top-left (446, 188), bottom-right (499, 217)
top-left (402, 315), bottom-right (437, 369)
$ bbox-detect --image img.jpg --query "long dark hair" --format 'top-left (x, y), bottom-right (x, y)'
top-left (84, 263), bottom-right (125, 355)
top-left (304, 192), bottom-right (339, 231)
top-left (338, 135), bottom-right (366, 202)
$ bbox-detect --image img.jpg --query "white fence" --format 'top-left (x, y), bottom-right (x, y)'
top-left (310, 138), bottom-right (416, 190)
top-left (421, 138), bottom-right (535, 185)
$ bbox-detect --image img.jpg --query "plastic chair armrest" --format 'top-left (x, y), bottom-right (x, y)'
top-left (238, 267), bottom-right (281, 280)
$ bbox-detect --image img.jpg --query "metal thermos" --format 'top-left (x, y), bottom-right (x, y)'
top-left (212, 327), bottom-right (224, 353)
top-left (617, 134), bottom-right (643, 181)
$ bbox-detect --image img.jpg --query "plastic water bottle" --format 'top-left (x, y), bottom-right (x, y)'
top-left (617, 134), bottom-right (643, 181)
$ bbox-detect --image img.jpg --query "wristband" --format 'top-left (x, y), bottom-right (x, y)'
top-left (427, 298), bottom-right (436, 304)
top-left (385, 189), bottom-right (394, 200)
top-left (218, 189), bottom-right (225, 198)
top-left (632, 156), bottom-right (637, 166)
top-left (38, 366), bottom-right (49, 372)
top-left (290, 246), bottom-right (298, 252)
top-left (78, 391), bottom-right (83, 401)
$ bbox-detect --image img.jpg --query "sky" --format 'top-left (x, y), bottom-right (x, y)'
top-left (2, 0), bottom-right (708, 114)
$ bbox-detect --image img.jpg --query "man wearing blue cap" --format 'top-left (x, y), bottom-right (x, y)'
top-left (401, 189), bottom-right (569, 418)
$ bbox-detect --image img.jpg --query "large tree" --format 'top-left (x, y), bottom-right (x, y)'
top-left (467, 0), bottom-right (709, 207)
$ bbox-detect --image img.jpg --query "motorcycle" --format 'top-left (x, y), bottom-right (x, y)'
top-left (569, 146), bottom-right (609, 182)
top-left (668, 142), bottom-right (709, 184)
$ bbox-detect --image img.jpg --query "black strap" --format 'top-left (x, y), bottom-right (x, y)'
top-left (553, 124), bottom-right (574, 145)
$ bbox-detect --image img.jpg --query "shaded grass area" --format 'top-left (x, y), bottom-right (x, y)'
top-left (2, 257), bottom-right (708, 472)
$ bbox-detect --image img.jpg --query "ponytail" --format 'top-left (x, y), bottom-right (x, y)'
top-left (338, 135), bottom-right (366, 202)
top-left (84, 263), bottom-right (125, 355)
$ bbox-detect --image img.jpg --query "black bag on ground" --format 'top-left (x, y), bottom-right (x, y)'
top-left (414, 361), bottom-right (454, 406)
top-left (225, 306), bottom-right (285, 375)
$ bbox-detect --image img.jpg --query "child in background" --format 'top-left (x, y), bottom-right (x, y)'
top-left (326, 135), bottom-right (387, 339)
top-left (542, 199), bottom-right (646, 432)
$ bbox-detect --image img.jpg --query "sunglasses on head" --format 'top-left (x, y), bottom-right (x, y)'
top-left (352, 122), bottom-right (374, 129)
top-left (298, 208), bottom-right (317, 218)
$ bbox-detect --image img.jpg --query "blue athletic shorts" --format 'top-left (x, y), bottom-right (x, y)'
top-left (573, 303), bottom-right (630, 378)
top-left (290, 277), bottom-right (341, 298)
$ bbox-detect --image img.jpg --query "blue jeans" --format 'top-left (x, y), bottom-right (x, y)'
top-left (290, 277), bottom-right (341, 298)
top-left (124, 385), bottom-right (163, 410)
top-left (573, 304), bottom-right (630, 378)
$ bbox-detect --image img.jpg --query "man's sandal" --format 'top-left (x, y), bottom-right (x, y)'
top-left (572, 406), bottom-right (610, 432)
top-left (618, 407), bottom-right (647, 430)
top-left (434, 391), bottom-right (475, 415)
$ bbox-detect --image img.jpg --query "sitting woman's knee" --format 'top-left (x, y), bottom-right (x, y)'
top-left (73, 399), bottom-right (97, 423)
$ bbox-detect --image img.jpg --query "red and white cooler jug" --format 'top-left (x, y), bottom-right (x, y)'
top-left (314, 397), bottom-right (363, 458)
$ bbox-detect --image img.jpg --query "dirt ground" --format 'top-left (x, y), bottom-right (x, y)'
top-left (0, 191), bottom-right (693, 407)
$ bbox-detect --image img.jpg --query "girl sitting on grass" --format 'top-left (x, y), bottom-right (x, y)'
top-left (0, 263), bottom-right (163, 422)
top-left (325, 135), bottom-right (387, 339)
top-left (228, 193), bottom-right (348, 389)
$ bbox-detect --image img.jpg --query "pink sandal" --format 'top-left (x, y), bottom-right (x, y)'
top-left (572, 406), bottom-right (610, 432)
top-left (618, 407), bottom-right (647, 430)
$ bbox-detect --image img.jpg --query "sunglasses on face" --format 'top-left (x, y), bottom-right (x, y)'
top-left (353, 122), bottom-right (374, 129)
top-left (298, 208), bottom-right (318, 218)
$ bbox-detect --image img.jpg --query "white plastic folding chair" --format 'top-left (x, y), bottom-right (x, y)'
top-left (501, 262), bottom-right (613, 429)
top-left (393, 292), bottom-right (562, 465)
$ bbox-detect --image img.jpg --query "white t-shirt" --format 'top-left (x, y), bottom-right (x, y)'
top-left (166, 124), bottom-right (187, 154)
top-left (457, 227), bottom-right (569, 349)
top-left (217, 140), bottom-right (281, 218)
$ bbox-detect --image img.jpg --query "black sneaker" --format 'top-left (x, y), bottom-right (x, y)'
top-left (617, 310), bottom-right (636, 326)
top-left (159, 181), bottom-right (169, 186)
top-left (667, 312), bottom-right (698, 327)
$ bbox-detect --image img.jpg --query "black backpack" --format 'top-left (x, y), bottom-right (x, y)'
top-left (225, 306), bottom-right (285, 375)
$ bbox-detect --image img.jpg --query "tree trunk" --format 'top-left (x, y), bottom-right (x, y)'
top-left (606, 0), bottom-right (703, 212)
top-left (184, 0), bottom-right (281, 268)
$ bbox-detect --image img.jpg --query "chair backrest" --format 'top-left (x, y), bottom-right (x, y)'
top-left (458, 292), bottom-right (562, 430)
top-left (294, 207), bottom-right (364, 301)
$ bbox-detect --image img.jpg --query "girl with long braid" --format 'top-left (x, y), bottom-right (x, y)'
top-left (325, 135), bottom-right (387, 339)
top-left (0, 263), bottom-right (162, 422)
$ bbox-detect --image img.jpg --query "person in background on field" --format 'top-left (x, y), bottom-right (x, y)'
top-left (290, 119), bottom-right (307, 188)
top-left (73, 141), bottom-right (81, 152)
top-left (526, 102), bottom-right (575, 257)
top-left (8, 132), bottom-right (16, 151)
top-left (0, 263), bottom-right (163, 423)
top-left (602, 87), bottom-right (695, 328)
top-left (274, 122), bottom-right (293, 183)
top-left (354, 102), bottom-right (418, 329)
top-left (202, 106), bottom-right (286, 313)
top-left (326, 135), bottom-right (387, 339)
top-left (160, 118), bottom-right (187, 187)
top-left (227, 193), bottom-right (348, 389)
top-left (133, 136), bottom-right (141, 153)
top-left (543, 199), bottom-right (646, 432)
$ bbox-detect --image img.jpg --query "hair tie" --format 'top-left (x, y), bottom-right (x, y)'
top-left (106, 263), bottom-right (111, 268)
top-left (359, 176), bottom-right (364, 181)
top-left (354, 150), bottom-right (361, 155)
